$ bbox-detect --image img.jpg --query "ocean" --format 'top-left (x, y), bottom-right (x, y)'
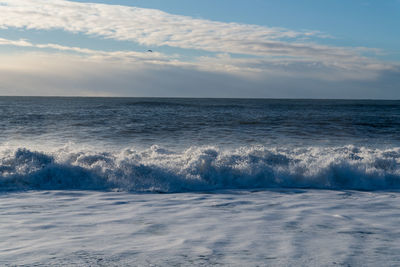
top-left (1, 97), bottom-right (400, 266)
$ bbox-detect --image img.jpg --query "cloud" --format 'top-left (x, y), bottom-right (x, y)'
top-left (0, 0), bottom-right (381, 62)
top-left (0, 37), bottom-right (174, 64)
top-left (0, 0), bottom-right (316, 56)
top-left (0, 37), bottom-right (393, 82)
top-left (0, 52), bottom-right (399, 99)
top-left (0, 0), bottom-right (398, 98)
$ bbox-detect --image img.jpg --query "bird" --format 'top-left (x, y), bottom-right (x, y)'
top-left (147, 49), bottom-right (153, 52)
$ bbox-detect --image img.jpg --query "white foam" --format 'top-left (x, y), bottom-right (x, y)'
top-left (1, 190), bottom-right (400, 266)
top-left (0, 145), bottom-right (399, 192)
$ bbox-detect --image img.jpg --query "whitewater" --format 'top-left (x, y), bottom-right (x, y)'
top-left (1, 145), bottom-right (400, 192)
top-left (2, 189), bottom-right (400, 266)
top-left (1, 97), bottom-right (400, 266)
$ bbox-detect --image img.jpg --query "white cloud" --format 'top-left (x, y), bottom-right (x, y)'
top-left (0, 0), bottom-right (377, 61)
top-left (0, 37), bottom-right (174, 64)
top-left (0, 37), bottom-right (393, 82)
top-left (0, 37), bottom-right (31, 47)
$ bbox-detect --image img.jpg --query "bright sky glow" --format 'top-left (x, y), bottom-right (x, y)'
top-left (0, 0), bottom-right (399, 98)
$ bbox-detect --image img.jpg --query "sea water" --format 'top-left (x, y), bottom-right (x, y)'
top-left (0, 97), bottom-right (399, 266)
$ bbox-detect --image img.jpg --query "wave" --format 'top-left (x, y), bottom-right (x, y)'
top-left (0, 145), bottom-right (399, 192)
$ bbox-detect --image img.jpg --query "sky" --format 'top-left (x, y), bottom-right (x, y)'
top-left (0, 0), bottom-right (399, 98)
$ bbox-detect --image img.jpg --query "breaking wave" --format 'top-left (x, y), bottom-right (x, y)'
top-left (0, 145), bottom-right (399, 192)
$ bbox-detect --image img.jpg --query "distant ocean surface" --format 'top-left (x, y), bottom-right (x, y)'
top-left (1, 97), bottom-right (400, 266)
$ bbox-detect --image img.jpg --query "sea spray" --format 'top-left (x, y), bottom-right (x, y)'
top-left (1, 145), bottom-right (399, 192)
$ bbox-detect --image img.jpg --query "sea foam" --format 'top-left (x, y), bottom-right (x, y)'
top-left (0, 145), bottom-right (399, 192)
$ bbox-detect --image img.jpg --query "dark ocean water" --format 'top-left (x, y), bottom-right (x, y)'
top-left (0, 97), bottom-right (399, 192)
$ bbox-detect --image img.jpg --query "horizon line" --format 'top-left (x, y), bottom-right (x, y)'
top-left (0, 95), bottom-right (399, 101)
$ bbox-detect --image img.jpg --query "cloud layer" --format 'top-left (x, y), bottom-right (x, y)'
top-left (1, 52), bottom-right (399, 99)
top-left (0, 0), bottom-right (398, 98)
top-left (0, 0), bottom-right (318, 56)
top-left (0, 0), bottom-right (383, 62)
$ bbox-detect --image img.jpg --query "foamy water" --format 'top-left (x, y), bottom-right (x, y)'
top-left (0, 145), bottom-right (399, 192)
top-left (1, 190), bottom-right (400, 266)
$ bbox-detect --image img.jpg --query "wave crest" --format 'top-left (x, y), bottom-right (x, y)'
top-left (0, 145), bottom-right (399, 192)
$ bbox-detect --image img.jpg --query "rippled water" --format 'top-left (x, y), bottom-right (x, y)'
top-left (1, 97), bottom-right (399, 149)
top-left (1, 190), bottom-right (400, 266)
